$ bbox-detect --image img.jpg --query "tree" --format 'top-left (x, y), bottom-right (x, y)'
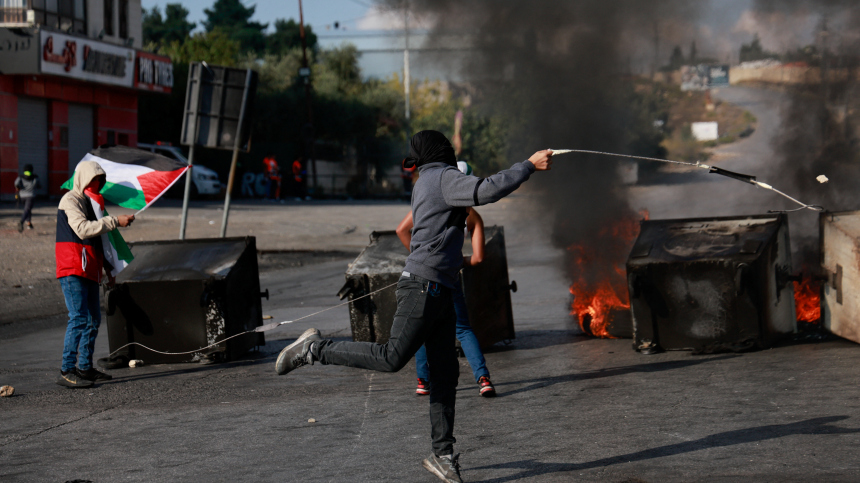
top-left (268, 19), bottom-right (317, 55)
top-left (740, 33), bottom-right (777, 63)
top-left (315, 44), bottom-right (362, 96)
top-left (142, 4), bottom-right (196, 47)
top-left (159, 29), bottom-right (241, 66)
top-left (203, 0), bottom-right (268, 54)
top-left (689, 40), bottom-right (697, 64)
top-left (142, 6), bottom-right (164, 45)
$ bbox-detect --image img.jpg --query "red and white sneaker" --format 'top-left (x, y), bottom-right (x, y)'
top-left (478, 376), bottom-right (496, 397)
top-left (416, 378), bottom-right (430, 396)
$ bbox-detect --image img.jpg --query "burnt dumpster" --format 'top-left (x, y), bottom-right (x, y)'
top-left (105, 237), bottom-right (266, 364)
top-left (338, 226), bottom-right (516, 349)
top-left (627, 214), bottom-right (796, 353)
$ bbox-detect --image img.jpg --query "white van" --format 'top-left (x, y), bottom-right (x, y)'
top-left (138, 142), bottom-right (223, 196)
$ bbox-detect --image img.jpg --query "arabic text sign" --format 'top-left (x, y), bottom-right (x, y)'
top-left (40, 30), bottom-right (134, 87)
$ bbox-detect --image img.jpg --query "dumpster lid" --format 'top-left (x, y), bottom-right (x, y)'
top-left (118, 237), bottom-right (254, 282)
top-left (628, 214), bottom-right (783, 265)
top-left (346, 231), bottom-right (408, 276)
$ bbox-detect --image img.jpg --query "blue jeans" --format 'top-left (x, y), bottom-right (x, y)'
top-left (416, 285), bottom-right (489, 383)
top-left (60, 275), bottom-right (102, 372)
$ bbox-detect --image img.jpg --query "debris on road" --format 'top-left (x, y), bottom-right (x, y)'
top-left (129, 360), bottom-right (144, 368)
top-left (0, 385), bottom-right (14, 397)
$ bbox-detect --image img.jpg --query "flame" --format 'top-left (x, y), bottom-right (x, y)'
top-left (794, 276), bottom-right (821, 324)
top-left (568, 211), bottom-right (648, 338)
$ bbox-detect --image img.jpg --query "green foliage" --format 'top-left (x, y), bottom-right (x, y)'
top-left (158, 29), bottom-right (241, 66)
top-left (142, 4), bottom-right (196, 47)
top-left (239, 50), bottom-right (303, 93)
top-left (617, 80), bottom-right (670, 161)
top-left (138, 20), bottom-right (514, 193)
top-left (406, 80), bottom-right (510, 176)
top-left (314, 44), bottom-right (363, 96)
top-left (268, 19), bottom-right (317, 55)
top-left (203, 0), bottom-right (268, 54)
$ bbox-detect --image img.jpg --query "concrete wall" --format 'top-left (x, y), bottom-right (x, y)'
top-left (730, 65), bottom-right (859, 86)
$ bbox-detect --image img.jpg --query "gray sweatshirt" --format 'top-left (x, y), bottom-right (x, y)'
top-left (404, 160), bottom-right (536, 287)
top-left (14, 176), bottom-right (39, 198)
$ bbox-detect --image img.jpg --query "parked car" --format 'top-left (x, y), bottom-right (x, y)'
top-left (137, 142), bottom-right (223, 197)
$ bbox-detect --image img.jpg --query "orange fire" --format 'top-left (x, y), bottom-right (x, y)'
top-left (794, 276), bottom-right (821, 324)
top-left (568, 211), bottom-right (648, 338)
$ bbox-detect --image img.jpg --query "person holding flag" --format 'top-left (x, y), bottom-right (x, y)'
top-left (56, 160), bottom-right (135, 388)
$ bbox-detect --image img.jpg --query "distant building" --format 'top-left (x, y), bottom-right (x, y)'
top-left (0, 0), bottom-right (173, 198)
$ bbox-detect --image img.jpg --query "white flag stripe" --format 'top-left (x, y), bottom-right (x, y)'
top-left (89, 196), bottom-right (129, 278)
top-left (78, 154), bottom-right (153, 192)
top-left (133, 166), bottom-right (188, 215)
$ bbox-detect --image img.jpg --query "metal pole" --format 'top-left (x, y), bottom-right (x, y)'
top-left (179, 62), bottom-right (202, 240)
top-left (298, 0), bottom-right (318, 195)
top-left (179, 143), bottom-right (195, 239)
top-left (403, 1), bottom-right (410, 125)
top-left (220, 68), bottom-right (253, 238)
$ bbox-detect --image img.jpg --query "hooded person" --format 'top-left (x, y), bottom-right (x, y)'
top-left (55, 160), bottom-right (134, 388)
top-left (395, 160), bottom-right (496, 398)
top-left (274, 130), bottom-right (553, 482)
top-left (13, 163), bottom-right (40, 232)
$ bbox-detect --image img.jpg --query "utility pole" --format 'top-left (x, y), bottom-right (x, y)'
top-left (298, 0), bottom-right (317, 195)
top-left (403, 0), bottom-right (410, 134)
top-left (652, 21), bottom-right (659, 80)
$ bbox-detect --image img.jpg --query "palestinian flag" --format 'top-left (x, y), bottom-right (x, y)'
top-left (62, 145), bottom-right (189, 211)
top-left (84, 187), bottom-right (134, 277)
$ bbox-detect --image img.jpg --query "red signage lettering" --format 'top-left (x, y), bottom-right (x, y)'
top-left (42, 36), bottom-right (76, 72)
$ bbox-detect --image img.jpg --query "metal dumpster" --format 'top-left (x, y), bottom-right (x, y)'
top-left (105, 236), bottom-right (266, 364)
top-left (339, 226), bottom-right (517, 349)
top-left (820, 210), bottom-right (860, 344)
top-left (627, 214), bottom-right (796, 353)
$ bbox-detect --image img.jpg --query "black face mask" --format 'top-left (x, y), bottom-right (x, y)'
top-left (403, 130), bottom-right (457, 169)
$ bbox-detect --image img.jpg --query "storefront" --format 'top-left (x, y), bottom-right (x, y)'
top-left (0, 27), bottom-right (172, 199)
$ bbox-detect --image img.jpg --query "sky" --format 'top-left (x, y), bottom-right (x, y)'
top-left (139, 0), bottom-right (836, 80)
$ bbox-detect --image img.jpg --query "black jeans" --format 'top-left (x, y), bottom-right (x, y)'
top-left (315, 273), bottom-right (459, 456)
top-left (20, 197), bottom-right (34, 223)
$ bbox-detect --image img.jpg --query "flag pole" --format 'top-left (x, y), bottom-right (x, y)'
top-left (178, 144), bottom-right (196, 239)
top-left (220, 68), bottom-right (253, 238)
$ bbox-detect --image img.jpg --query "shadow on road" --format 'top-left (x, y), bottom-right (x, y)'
top-left (483, 330), bottom-right (589, 353)
top-left (492, 355), bottom-right (738, 398)
top-left (468, 416), bottom-right (860, 482)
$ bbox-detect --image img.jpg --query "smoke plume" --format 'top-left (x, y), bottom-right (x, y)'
top-left (752, 0), bottom-right (860, 260)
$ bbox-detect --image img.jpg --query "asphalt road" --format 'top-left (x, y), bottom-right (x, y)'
top-left (2, 86), bottom-right (860, 482)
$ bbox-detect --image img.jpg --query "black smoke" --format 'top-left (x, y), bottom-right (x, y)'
top-left (396, 0), bottom-right (703, 248)
top-left (751, 0), bottom-right (860, 262)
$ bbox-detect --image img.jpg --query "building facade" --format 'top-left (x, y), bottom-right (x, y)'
top-left (0, 0), bottom-right (171, 199)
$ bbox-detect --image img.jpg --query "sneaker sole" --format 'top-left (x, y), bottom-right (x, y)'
top-left (56, 375), bottom-right (94, 388)
top-left (416, 389), bottom-right (430, 396)
top-left (480, 387), bottom-right (496, 397)
top-left (422, 458), bottom-right (458, 483)
top-left (275, 328), bottom-right (321, 375)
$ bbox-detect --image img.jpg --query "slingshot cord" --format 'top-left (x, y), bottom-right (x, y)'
top-left (106, 281), bottom-right (399, 359)
top-left (550, 149), bottom-right (824, 212)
